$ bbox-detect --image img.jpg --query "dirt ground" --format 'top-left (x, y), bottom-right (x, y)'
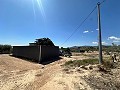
top-left (0, 54), bottom-right (73, 90)
top-left (0, 54), bottom-right (120, 90)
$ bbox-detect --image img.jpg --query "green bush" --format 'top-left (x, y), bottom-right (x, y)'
top-left (0, 44), bottom-right (12, 54)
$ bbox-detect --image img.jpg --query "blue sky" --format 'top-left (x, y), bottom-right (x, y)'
top-left (0, 0), bottom-right (120, 47)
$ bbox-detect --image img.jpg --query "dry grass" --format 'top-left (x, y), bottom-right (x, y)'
top-left (64, 59), bottom-right (99, 67)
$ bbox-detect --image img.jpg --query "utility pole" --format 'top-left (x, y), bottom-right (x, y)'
top-left (97, 2), bottom-right (103, 64)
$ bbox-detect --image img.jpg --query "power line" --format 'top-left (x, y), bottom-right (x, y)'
top-left (61, 6), bottom-right (97, 46)
top-left (100, 0), bottom-right (107, 5)
top-left (60, 0), bottom-right (107, 47)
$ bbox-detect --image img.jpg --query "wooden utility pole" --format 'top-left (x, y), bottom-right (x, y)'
top-left (97, 2), bottom-right (103, 64)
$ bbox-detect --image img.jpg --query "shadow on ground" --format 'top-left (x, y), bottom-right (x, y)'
top-left (10, 54), bottom-right (62, 65)
top-left (40, 57), bottom-right (62, 65)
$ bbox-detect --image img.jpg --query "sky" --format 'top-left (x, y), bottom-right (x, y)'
top-left (0, 0), bottom-right (120, 47)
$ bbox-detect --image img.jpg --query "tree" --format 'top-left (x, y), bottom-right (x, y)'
top-left (34, 38), bottom-right (55, 46)
top-left (0, 44), bottom-right (12, 54)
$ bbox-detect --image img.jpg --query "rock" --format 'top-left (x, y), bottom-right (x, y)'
top-left (80, 65), bottom-right (85, 68)
top-left (89, 65), bottom-right (93, 70)
top-left (84, 66), bottom-right (89, 70)
top-left (75, 67), bottom-right (81, 72)
top-left (63, 68), bottom-right (69, 71)
top-left (117, 67), bottom-right (120, 69)
top-left (80, 65), bottom-right (91, 70)
top-left (75, 67), bottom-right (80, 70)
top-left (81, 65), bottom-right (88, 70)
top-left (98, 65), bottom-right (111, 73)
top-left (41, 66), bottom-right (44, 69)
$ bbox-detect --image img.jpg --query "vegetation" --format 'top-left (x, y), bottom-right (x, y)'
top-left (102, 44), bottom-right (120, 53)
top-left (64, 59), bottom-right (99, 67)
top-left (61, 47), bottom-right (70, 52)
top-left (102, 60), bottom-right (117, 69)
top-left (64, 58), bottom-right (117, 69)
top-left (0, 44), bottom-right (12, 54)
top-left (60, 47), bottom-right (72, 56)
top-left (29, 38), bottom-right (55, 46)
top-left (70, 46), bottom-right (98, 52)
top-left (70, 45), bottom-right (120, 53)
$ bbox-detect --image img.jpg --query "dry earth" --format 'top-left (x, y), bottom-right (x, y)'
top-left (0, 54), bottom-right (120, 90)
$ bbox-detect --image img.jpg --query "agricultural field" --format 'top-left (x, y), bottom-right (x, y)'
top-left (0, 53), bottom-right (120, 90)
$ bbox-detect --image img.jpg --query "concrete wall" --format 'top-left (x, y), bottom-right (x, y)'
top-left (40, 46), bottom-right (59, 62)
top-left (12, 46), bottom-right (59, 63)
top-left (13, 46), bottom-right (40, 62)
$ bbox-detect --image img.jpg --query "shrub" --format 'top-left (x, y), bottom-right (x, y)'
top-left (103, 60), bottom-right (116, 69)
top-left (64, 59), bottom-right (99, 67)
top-left (0, 44), bottom-right (12, 54)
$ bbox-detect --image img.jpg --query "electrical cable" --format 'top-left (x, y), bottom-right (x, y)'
top-left (100, 0), bottom-right (106, 5)
top-left (61, 0), bottom-right (106, 46)
top-left (61, 6), bottom-right (97, 46)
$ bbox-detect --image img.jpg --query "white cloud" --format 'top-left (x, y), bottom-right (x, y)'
top-left (108, 36), bottom-right (120, 42)
top-left (92, 42), bottom-right (98, 45)
top-left (92, 41), bottom-right (108, 45)
top-left (102, 42), bottom-right (108, 45)
top-left (108, 36), bottom-right (120, 40)
top-left (96, 29), bottom-right (99, 31)
top-left (83, 30), bottom-right (89, 33)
